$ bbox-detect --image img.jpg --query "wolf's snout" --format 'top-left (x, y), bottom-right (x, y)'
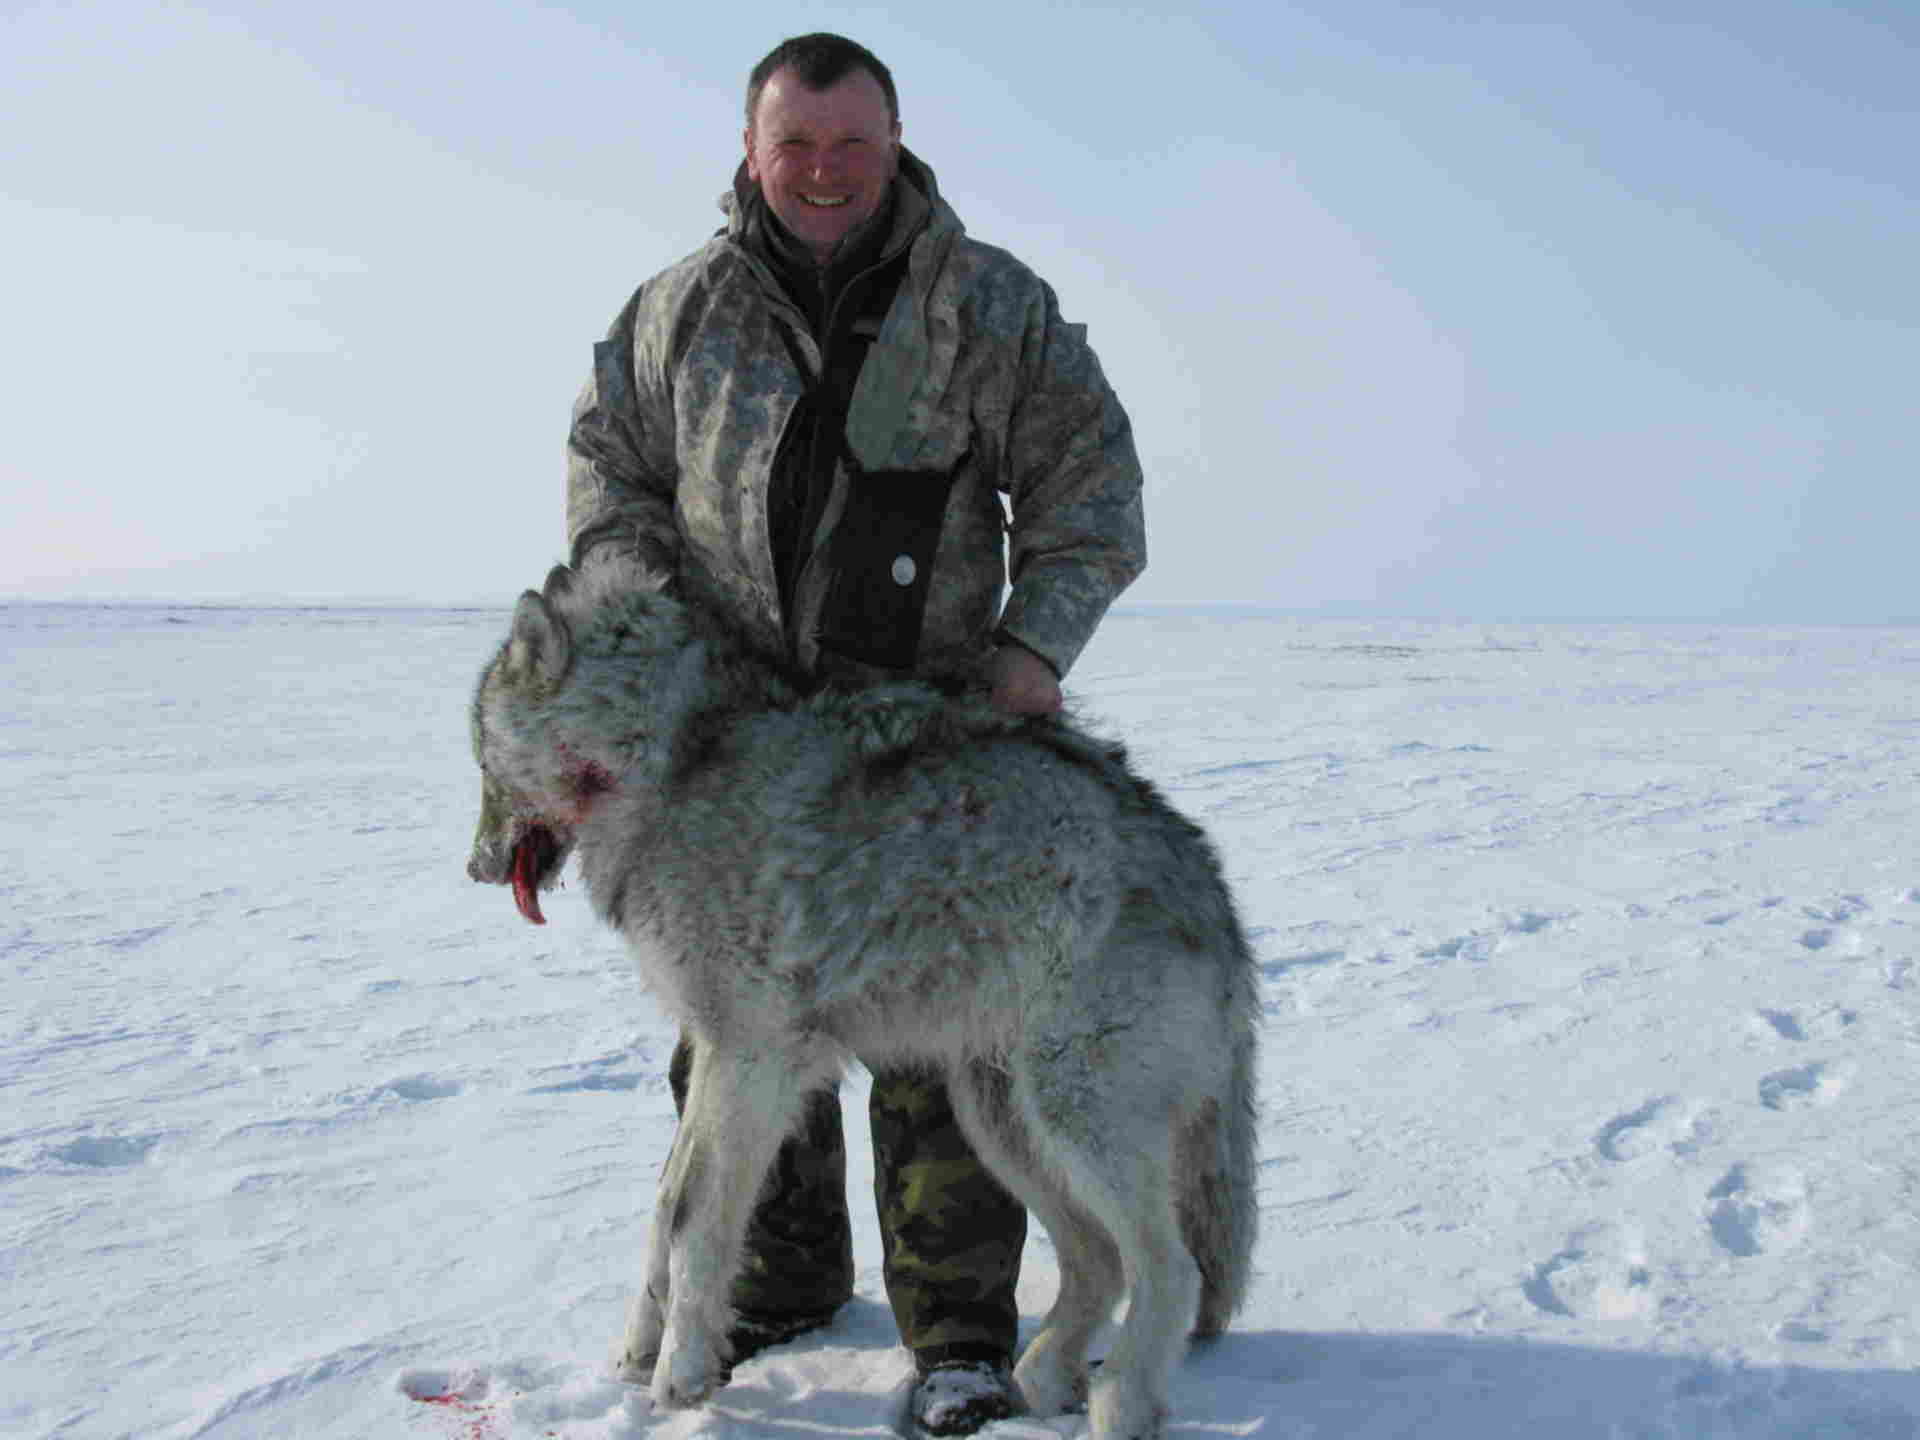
top-left (470, 768), bottom-right (517, 887)
top-left (467, 817), bottom-right (513, 884)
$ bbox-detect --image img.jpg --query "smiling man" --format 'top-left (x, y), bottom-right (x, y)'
top-left (564, 32), bottom-right (1147, 1435)
top-left (746, 63), bottom-right (900, 265)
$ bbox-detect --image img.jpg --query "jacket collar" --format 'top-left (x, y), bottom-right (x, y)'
top-left (722, 146), bottom-right (950, 266)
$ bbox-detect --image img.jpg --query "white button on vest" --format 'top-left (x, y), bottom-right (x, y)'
top-left (891, 555), bottom-right (917, 587)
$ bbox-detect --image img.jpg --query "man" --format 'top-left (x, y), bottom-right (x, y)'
top-left (565, 33), bottom-right (1146, 1435)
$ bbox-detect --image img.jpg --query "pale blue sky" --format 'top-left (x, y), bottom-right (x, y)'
top-left (4, 1), bottom-right (1915, 621)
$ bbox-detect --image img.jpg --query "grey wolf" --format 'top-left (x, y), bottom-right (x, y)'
top-left (467, 563), bottom-right (1257, 1440)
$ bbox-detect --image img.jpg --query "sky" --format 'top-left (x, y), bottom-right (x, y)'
top-left (3, 0), bottom-right (1916, 623)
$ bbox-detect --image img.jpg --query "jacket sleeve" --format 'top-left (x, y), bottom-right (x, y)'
top-left (565, 285), bottom-right (681, 583)
top-left (994, 282), bottom-right (1147, 678)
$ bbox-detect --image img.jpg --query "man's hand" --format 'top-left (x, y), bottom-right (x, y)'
top-left (987, 644), bottom-right (1062, 715)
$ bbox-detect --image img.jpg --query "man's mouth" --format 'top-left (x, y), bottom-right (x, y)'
top-left (800, 193), bottom-right (851, 208)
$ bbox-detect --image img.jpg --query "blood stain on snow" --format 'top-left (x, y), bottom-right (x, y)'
top-left (410, 1388), bottom-right (560, 1440)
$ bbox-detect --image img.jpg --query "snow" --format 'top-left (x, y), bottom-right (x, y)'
top-left (6, 601), bottom-right (1920, 1439)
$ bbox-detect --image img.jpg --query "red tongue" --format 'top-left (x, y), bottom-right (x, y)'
top-left (511, 834), bottom-right (547, 925)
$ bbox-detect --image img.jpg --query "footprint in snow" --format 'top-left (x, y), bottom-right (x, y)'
top-left (1504, 911), bottom-right (1557, 936)
top-left (1594, 1097), bottom-right (1716, 1163)
top-left (1758, 1061), bottom-right (1854, 1111)
top-left (375, 1074), bottom-right (463, 1103)
top-left (1748, 1006), bottom-right (1857, 1044)
top-left (46, 1134), bottom-right (163, 1168)
top-left (1418, 913), bottom-right (1559, 965)
top-left (1753, 1009), bottom-right (1807, 1042)
top-left (1707, 1163), bottom-right (1810, 1257)
top-left (1419, 933), bottom-right (1498, 964)
top-left (1803, 895), bottom-right (1870, 925)
top-left (1522, 1223), bottom-right (1655, 1320)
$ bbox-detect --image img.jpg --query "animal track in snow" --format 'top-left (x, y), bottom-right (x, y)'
top-left (1754, 1009), bottom-right (1806, 1041)
top-left (1418, 933), bottom-right (1497, 964)
top-left (1803, 895), bottom-right (1870, 925)
top-left (1595, 1097), bottom-right (1715, 1162)
top-left (1504, 910), bottom-right (1557, 935)
top-left (369, 1074), bottom-right (463, 1104)
top-left (1749, 1005), bottom-right (1857, 1044)
top-left (1415, 912), bottom-right (1562, 967)
top-left (1522, 1223), bottom-right (1654, 1319)
top-left (1669, 889), bottom-right (1741, 927)
top-left (1794, 897), bottom-right (1871, 956)
top-left (46, 1133), bottom-right (162, 1168)
top-left (526, 1048), bottom-right (662, 1096)
top-left (1707, 1164), bottom-right (1810, 1257)
top-left (1758, 1060), bottom-right (1854, 1111)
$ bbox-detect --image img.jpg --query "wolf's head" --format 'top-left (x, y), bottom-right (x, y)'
top-left (467, 561), bottom-right (692, 924)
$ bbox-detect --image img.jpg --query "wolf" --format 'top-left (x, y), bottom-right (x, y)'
top-left (466, 561), bottom-right (1259, 1440)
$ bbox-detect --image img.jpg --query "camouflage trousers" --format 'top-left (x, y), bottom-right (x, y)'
top-left (668, 1037), bottom-right (1026, 1364)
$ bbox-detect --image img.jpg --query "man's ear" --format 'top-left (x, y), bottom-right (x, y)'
top-left (505, 588), bottom-right (572, 691)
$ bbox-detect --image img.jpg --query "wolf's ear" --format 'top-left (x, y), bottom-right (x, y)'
top-left (506, 589), bottom-right (573, 690)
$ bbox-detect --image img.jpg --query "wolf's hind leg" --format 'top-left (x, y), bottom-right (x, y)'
top-left (1073, 1133), bottom-right (1196, 1440)
top-left (651, 1046), bottom-right (807, 1409)
top-left (1015, 1056), bottom-right (1196, 1440)
top-left (1012, 1195), bottom-right (1120, 1417)
top-left (948, 1062), bottom-right (1120, 1417)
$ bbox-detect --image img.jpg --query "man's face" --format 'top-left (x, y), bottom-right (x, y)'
top-left (745, 66), bottom-right (900, 265)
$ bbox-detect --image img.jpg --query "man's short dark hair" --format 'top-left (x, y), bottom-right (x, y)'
top-left (746, 33), bottom-right (898, 128)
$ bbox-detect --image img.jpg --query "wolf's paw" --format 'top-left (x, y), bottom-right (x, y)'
top-left (649, 1326), bottom-right (724, 1410)
top-left (1088, 1377), bottom-right (1165, 1440)
top-left (611, 1340), bottom-right (656, 1386)
top-left (1013, 1338), bottom-right (1086, 1416)
top-left (613, 1290), bottom-right (666, 1383)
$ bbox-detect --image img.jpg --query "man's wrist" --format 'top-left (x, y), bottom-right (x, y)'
top-left (992, 628), bottom-right (1061, 680)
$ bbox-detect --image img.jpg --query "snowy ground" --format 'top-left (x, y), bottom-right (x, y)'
top-left (6, 601), bottom-right (1920, 1439)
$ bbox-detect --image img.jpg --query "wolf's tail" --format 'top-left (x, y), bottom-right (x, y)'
top-left (1179, 942), bottom-right (1260, 1337)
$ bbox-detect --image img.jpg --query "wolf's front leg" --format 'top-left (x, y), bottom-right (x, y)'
top-left (650, 1047), bottom-right (803, 1409)
top-left (613, 1277), bottom-right (667, 1383)
top-left (613, 1130), bottom-right (686, 1383)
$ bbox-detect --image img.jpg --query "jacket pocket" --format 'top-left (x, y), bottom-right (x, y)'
top-left (817, 463), bottom-right (960, 670)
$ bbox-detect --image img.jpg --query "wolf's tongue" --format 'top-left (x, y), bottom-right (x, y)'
top-left (511, 834), bottom-right (547, 926)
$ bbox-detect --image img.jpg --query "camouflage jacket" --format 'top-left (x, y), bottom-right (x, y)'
top-left (565, 149), bottom-right (1146, 684)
